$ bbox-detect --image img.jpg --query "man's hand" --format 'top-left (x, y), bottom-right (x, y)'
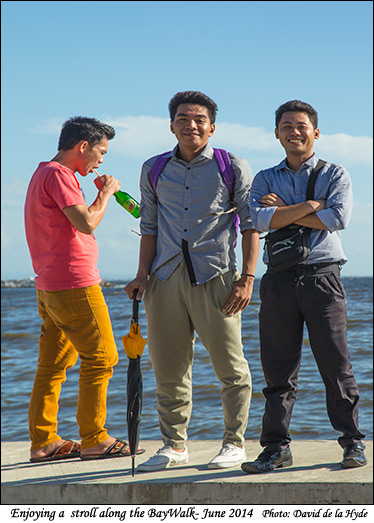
top-left (260, 193), bottom-right (287, 207)
top-left (94, 174), bottom-right (121, 195)
top-left (259, 192), bottom-right (328, 230)
top-left (221, 276), bottom-right (254, 316)
top-left (124, 276), bottom-right (149, 301)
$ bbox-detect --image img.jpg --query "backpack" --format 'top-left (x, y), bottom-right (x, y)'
top-left (149, 148), bottom-right (239, 244)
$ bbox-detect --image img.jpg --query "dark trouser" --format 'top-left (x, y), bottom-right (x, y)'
top-left (259, 263), bottom-right (365, 452)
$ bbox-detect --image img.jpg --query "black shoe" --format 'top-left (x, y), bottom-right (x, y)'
top-left (241, 447), bottom-right (292, 474)
top-left (341, 442), bottom-right (367, 469)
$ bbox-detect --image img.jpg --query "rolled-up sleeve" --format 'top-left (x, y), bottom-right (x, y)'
top-left (315, 165), bottom-right (353, 232)
top-left (139, 160), bottom-right (158, 236)
top-left (249, 170), bottom-right (276, 232)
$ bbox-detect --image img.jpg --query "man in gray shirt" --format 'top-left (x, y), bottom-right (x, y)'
top-left (125, 91), bottom-right (260, 471)
top-left (242, 100), bottom-right (366, 474)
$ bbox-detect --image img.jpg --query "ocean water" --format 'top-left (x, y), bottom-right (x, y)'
top-left (1, 277), bottom-right (372, 444)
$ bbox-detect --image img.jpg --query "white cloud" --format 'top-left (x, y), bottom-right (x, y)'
top-left (105, 116), bottom-right (373, 168)
top-left (32, 118), bottom-right (64, 134)
top-left (107, 116), bottom-right (175, 159)
top-left (212, 123), bottom-right (277, 152)
top-left (350, 202), bottom-right (373, 225)
top-left (316, 134), bottom-right (373, 166)
top-left (35, 116), bottom-right (373, 168)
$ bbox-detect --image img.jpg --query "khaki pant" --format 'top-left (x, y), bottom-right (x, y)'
top-left (29, 285), bottom-right (118, 450)
top-left (144, 262), bottom-right (252, 449)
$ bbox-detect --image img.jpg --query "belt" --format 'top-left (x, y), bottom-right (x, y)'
top-left (267, 262), bottom-right (341, 275)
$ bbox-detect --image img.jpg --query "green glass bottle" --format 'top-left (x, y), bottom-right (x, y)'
top-left (113, 191), bottom-right (140, 218)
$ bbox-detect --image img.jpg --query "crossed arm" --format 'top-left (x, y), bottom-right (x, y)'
top-left (260, 193), bottom-right (328, 230)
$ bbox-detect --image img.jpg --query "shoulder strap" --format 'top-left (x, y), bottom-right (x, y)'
top-left (149, 148), bottom-right (236, 196)
top-left (149, 148), bottom-right (239, 245)
top-left (149, 152), bottom-right (172, 195)
top-left (213, 148), bottom-right (239, 246)
top-left (306, 159), bottom-right (326, 200)
top-left (213, 148), bottom-right (235, 194)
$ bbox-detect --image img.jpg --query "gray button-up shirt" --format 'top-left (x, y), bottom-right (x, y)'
top-left (139, 143), bottom-right (255, 284)
top-left (249, 154), bottom-right (353, 265)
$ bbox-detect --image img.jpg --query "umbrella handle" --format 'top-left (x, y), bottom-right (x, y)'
top-left (132, 289), bottom-right (139, 322)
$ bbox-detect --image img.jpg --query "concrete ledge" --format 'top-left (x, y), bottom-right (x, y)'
top-left (1, 440), bottom-right (372, 505)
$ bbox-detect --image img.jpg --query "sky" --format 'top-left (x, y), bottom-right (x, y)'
top-left (1, 0), bottom-right (373, 280)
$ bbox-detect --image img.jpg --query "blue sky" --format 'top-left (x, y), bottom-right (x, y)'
top-left (1, 1), bottom-right (373, 279)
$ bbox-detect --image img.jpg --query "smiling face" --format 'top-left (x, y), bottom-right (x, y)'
top-left (275, 111), bottom-right (319, 163)
top-left (170, 104), bottom-right (215, 158)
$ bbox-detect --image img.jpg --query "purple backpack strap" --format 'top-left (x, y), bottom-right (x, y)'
top-left (149, 151), bottom-right (172, 195)
top-left (213, 149), bottom-right (239, 244)
top-left (213, 148), bottom-right (235, 194)
top-left (150, 147), bottom-right (239, 245)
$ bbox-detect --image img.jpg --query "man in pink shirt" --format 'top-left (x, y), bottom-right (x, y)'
top-left (25, 117), bottom-right (137, 462)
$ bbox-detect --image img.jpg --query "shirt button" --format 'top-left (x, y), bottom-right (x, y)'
top-left (187, 167), bottom-right (191, 170)
top-left (185, 207), bottom-right (188, 211)
top-left (186, 186), bottom-right (189, 189)
top-left (184, 229), bottom-right (187, 232)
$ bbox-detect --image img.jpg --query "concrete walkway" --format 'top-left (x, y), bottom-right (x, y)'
top-left (1, 440), bottom-right (372, 505)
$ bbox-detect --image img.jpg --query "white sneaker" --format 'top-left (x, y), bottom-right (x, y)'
top-left (208, 443), bottom-right (246, 469)
top-left (137, 445), bottom-right (188, 472)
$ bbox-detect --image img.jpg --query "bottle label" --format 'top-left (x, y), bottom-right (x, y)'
top-left (126, 199), bottom-right (136, 212)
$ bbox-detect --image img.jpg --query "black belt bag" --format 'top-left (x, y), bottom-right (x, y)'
top-left (265, 160), bottom-right (326, 272)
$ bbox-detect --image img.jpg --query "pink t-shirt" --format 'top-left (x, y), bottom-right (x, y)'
top-left (24, 161), bottom-right (101, 290)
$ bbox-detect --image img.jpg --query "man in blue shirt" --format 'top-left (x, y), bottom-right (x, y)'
top-left (125, 91), bottom-right (260, 471)
top-left (242, 100), bottom-right (366, 474)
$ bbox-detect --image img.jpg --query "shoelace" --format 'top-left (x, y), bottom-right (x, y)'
top-left (157, 446), bottom-right (185, 456)
top-left (221, 444), bottom-right (242, 455)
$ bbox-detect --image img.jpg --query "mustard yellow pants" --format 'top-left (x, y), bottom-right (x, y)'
top-left (29, 285), bottom-right (118, 450)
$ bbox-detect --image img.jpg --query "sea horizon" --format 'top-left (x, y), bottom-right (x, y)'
top-left (2, 274), bottom-right (373, 288)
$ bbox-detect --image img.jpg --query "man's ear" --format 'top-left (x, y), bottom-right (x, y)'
top-left (275, 128), bottom-right (279, 140)
top-left (314, 128), bottom-right (320, 140)
top-left (170, 121), bottom-right (175, 134)
top-left (77, 140), bottom-right (89, 153)
top-left (209, 123), bottom-right (216, 137)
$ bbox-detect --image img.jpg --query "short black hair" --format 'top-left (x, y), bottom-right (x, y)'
top-left (168, 91), bottom-right (218, 123)
top-left (58, 116), bottom-right (115, 151)
top-left (275, 100), bottom-right (318, 129)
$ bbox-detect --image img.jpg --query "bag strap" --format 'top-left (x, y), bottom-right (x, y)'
top-left (213, 148), bottom-right (239, 247)
top-left (306, 159), bottom-right (326, 200)
top-left (149, 152), bottom-right (171, 195)
top-left (149, 147), bottom-right (239, 246)
top-left (149, 148), bottom-right (236, 196)
top-left (213, 148), bottom-right (235, 194)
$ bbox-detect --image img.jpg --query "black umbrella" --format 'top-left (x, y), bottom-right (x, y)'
top-left (122, 289), bottom-right (147, 476)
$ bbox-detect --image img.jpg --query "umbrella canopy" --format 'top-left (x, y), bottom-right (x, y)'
top-left (122, 289), bottom-right (147, 476)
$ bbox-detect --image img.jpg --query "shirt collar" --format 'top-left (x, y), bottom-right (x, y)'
top-left (171, 143), bottom-right (214, 163)
top-left (276, 153), bottom-right (318, 173)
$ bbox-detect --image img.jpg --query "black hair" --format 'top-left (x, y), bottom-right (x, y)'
top-left (57, 116), bottom-right (115, 151)
top-left (168, 91), bottom-right (218, 123)
top-left (275, 100), bottom-right (318, 129)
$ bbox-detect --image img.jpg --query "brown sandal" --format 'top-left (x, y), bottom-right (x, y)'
top-left (30, 440), bottom-right (81, 463)
top-left (80, 438), bottom-right (145, 460)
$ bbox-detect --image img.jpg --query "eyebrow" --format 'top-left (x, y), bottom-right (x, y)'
top-left (176, 112), bottom-right (208, 119)
top-left (280, 119), bottom-right (309, 125)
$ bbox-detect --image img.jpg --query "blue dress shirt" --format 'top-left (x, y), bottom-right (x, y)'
top-left (250, 154), bottom-right (353, 265)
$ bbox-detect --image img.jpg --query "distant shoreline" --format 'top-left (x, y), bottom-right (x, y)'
top-left (1, 279), bottom-right (127, 288)
top-left (2, 275), bottom-right (373, 288)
